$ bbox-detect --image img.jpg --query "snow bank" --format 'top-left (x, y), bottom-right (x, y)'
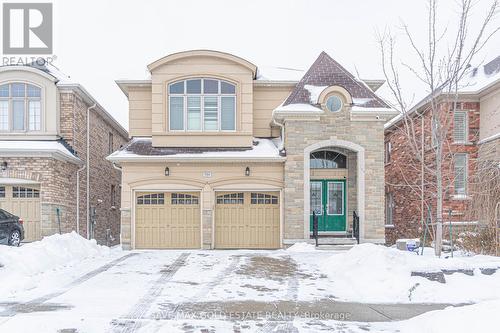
top-left (0, 232), bottom-right (111, 276)
top-left (320, 243), bottom-right (500, 303)
top-left (397, 300), bottom-right (500, 333)
top-left (286, 242), bottom-right (316, 252)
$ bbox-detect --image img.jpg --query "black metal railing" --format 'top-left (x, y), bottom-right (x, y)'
top-left (312, 211), bottom-right (319, 247)
top-left (353, 211), bottom-right (360, 244)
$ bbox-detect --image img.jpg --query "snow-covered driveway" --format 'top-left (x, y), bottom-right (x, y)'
top-left (1, 234), bottom-right (499, 332)
top-left (0, 248), bottom-right (458, 333)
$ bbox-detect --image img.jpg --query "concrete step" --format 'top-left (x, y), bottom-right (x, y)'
top-left (315, 244), bottom-right (355, 251)
top-left (314, 237), bottom-right (358, 245)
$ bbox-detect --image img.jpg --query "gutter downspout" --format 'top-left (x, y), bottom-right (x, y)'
top-left (86, 103), bottom-right (97, 239)
top-left (272, 117), bottom-right (285, 151)
top-left (76, 164), bottom-right (86, 235)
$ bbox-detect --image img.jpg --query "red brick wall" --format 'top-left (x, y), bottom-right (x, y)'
top-left (384, 101), bottom-right (480, 244)
top-left (60, 91), bottom-right (128, 245)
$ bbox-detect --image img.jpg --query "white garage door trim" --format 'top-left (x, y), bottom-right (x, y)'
top-left (212, 188), bottom-right (283, 249)
top-left (131, 189), bottom-right (203, 249)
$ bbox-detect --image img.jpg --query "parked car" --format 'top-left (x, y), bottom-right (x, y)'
top-left (0, 208), bottom-right (24, 246)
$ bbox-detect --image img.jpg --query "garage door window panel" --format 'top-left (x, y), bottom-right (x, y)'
top-left (137, 193), bottom-right (164, 205)
top-left (250, 193), bottom-right (278, 205)
top-left (171, 193), bottom-right (199, 205)
top-left (217, 193), bottom-right (244, 204)
top-left (12, 186), bottom-right (39, 198)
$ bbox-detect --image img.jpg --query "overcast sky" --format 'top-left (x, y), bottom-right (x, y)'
top-left (44, 0), bottom-right (500, 129)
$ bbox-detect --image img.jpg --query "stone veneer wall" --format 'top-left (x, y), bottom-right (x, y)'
top-left (283, 113), bottom-right (386, 242)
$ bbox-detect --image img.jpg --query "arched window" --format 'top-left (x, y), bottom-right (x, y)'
top-left (0, 83), bottom-right (41, 132)
top-left (168, 78), bottom-right (236, 132)
top-left (310, 150), bottom-right (347, 169)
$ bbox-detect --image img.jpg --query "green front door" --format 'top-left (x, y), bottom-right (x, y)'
top-left (310, 179), bottom-right (346, 232)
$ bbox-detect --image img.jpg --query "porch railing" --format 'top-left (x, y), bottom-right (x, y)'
top-left (353, 211), bottom-right (360, 244)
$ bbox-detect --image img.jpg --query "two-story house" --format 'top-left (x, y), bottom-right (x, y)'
top-left (109, 50), bottom-right (397, 250)
top-left (0, 60), bottom-right (128, 245)
top-left (385, 55), bottom-right (500, 244)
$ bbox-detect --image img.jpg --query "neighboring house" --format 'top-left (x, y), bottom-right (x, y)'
top-left (0, 61), bottom-right (128, 245)
top-left (109, 50), bottom-right (397, 250)
top-left (384, 55), bottom-right (500, 244)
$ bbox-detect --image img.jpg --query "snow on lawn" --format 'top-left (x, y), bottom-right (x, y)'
top-left (396, 300), bottom-right (500, 333)
top-left (319, 243), bottom-right (500, 304)
top-left (0, 232), bottom-right (119, 298)
top-left (286, 242), bottom-right (316, 252)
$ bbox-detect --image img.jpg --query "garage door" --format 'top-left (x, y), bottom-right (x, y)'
top-left (0, 185), bottom-right (41, 242)
top-left (135, 192), bottom-right (200, 249)
top-left (215, 191), bottom-right (280, 249)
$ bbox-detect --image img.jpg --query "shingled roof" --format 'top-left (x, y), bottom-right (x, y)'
top-left (283, 51), bottom-right (389, 108)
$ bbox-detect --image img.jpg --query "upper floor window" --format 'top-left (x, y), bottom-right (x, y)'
top-left (454, 153), bottom-right (467, 196)
top-left (310, 150), bottom-right (347, 169)
top-left (453, 110), bottom-right (468, 143)
top-left (0, 83), bottom-right (42, 132)
top-left (168, 78), bottom-right (236, 132)
top-left (385, 141), bottom-right (392, 164)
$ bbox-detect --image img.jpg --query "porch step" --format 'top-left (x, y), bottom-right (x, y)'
top-left (315, 244), bottom-right (355, 251)
top-left (315, 237), bottom-right (358, 246)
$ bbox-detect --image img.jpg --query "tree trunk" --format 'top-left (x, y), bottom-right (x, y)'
top-left (435, 142), bottom-right (443, 256)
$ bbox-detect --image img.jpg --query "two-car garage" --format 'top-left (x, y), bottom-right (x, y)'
top-left (134, 191), bottom-right (280, 249)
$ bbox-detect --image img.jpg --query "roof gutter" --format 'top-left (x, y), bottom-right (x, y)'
top-left (107, 155), bottom-right (285, 164)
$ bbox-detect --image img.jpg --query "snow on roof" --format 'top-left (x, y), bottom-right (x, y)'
top-left (256, 66), bottom-right (305, 81)
top-left (0, 140), bottom-right (81, 163)
top-left (304, 85), bottom-right (327, 104)
top-left (273, 103), bottom-right (323, 113)
top-left (458, 57), bottom-right (500, 93)
top-left (108, 137), bottom-right (284, 162)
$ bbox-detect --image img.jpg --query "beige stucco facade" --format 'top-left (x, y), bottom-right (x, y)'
top-left (113, 50), bottom-right (396, 249)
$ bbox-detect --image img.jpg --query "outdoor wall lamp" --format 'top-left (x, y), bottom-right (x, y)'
top-left (1, 161), bottom-right (7, 171)
top-left (245, 166), bottom-right (250, 176)
top-left (164, 166), bottom-right (170, 176)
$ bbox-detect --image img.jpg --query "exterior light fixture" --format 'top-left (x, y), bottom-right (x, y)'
top-left (164, 166), bottom-right (170, 176)
top-left (245, 166), bottom-right (250, 176)
top-left (1, 161), bottom-right (7, 171)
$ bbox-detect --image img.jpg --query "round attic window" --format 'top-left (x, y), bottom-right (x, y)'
top-left (326, 95), bottom-right (343, 112)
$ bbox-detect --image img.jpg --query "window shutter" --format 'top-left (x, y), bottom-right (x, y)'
top-left (453, 111), bottom-right (467, 143)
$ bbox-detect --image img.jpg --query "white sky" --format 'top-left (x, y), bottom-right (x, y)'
top-left (42, 0), bottom-right (500, 129)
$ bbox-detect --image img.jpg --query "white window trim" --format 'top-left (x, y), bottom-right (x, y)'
top-left (385, 192), bottom-right (394, 226)
top-left (454, 153), bottom-right (468, 196)
top-left (168, 78), bottom-right (237, 133)
top-left (453, 110), bottom-right (469, 144)
top-left (385, 141), bottom-right (392, 164)
top-left (0, 81), bottom-right (43, 133)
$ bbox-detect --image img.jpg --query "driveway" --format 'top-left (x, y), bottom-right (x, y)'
top-left (0, 250), bottom-right (455, 332)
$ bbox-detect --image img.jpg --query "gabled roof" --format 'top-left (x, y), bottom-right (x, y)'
top-left (283, 51), bottom-right (389, 108)
top-left (385, 54), bottom-right (500, 130)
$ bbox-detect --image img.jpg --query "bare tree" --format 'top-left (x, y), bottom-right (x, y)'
top-left (379, 0), bottom-right (499, 256)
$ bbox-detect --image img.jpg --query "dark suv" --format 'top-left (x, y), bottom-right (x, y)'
top-left (0, 208), bottom-right (24, 246)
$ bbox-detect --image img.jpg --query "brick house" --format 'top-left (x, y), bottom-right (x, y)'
top-left (109, 50), bottom-right (397, 250)
top-left (384, 55), bottom-right (500, 244)
top-left (0, 61), bottom-right (128, 245)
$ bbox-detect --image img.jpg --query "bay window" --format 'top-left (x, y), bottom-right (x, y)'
top-left (168, 78), bottom-right (236, 131)
top-left (0, 82), bottom-right (42, 132)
